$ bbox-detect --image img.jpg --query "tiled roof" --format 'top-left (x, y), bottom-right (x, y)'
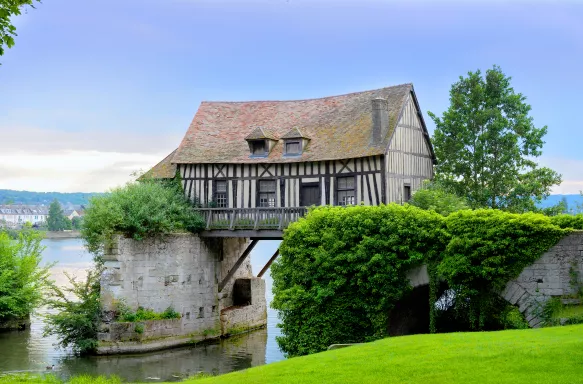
top-left (173, 84), bottom-right (414, 164)
top-left (244, 127), bottom-right (278, 141)
top-left (140, 149), bottom-right (178, 180)
top-left (281, 127), bottom-right (308, 139)
top-left (0, 205), bottom-right (49, 215)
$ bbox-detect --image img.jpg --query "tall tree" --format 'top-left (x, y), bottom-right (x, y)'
top-left (0, 0), bottom-right (39, 57)
top-left (47, 199), bottom-right (66, 231)
top-left (428, 65), bottom-right (561, 212)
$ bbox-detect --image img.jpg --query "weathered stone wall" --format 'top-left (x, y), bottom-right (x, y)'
top-left (221, 278), bottom-right (267, 335)
top-left (99, 234), bottom-right (267, 354)
top-left (502, 231), bottom-right (583, 327)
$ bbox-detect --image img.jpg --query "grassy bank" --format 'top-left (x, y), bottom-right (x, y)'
top-left (1, 325), bottom-right (582, 384)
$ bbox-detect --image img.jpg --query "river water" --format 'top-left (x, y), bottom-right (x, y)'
top-left (0, 239), bottom-right (285, 382)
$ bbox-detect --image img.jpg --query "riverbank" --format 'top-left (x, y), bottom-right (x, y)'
top-left (2, 325), bottom-right (581, 384)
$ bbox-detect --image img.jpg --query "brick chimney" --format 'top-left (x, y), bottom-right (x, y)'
top-left (371, 98), bottom-right (389, 144)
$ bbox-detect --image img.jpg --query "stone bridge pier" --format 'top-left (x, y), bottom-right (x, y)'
top-left (98, 234), bottom-right (267, 354)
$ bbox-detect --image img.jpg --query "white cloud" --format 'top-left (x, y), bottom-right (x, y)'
top-left (538, 156), bottom-right (583, 195)
top-left (0, 150), bottom-right (169, 192)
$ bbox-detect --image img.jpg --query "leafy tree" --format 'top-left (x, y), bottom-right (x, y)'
top-left (409, 181), bottom-right (469, 216)
top-left (44, 266), bottom-right (102, 355)
top-left (428, 65), bottom-right (561, 212)
top-left (47, 199), bottom-right (67, 231)
top-left (71, 216), bottom-right (83, 230)
top-left (0, 0), bottom-right (39, 57)
top-left (63, 216), bottom-right (72, 230)
top-left (0, 229), bottom-right (51, 322)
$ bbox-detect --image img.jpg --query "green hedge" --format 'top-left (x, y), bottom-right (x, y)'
top-left (272, 204), bottom-right (571, 356)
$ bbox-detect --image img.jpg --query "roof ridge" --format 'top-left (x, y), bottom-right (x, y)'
top-left (200, 83), bottom-right (413, 104)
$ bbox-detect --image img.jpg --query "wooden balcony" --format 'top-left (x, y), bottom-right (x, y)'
top-left (197, 207), bottom-right (308, 239)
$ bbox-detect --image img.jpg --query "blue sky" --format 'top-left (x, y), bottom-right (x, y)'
top-left (0, 0), bottom-right (582, 193)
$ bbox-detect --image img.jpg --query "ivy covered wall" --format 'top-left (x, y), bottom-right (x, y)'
top-left (271, 204), bottom-right (579, 357)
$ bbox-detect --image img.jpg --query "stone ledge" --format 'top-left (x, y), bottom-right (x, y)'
top-left (96, 332), bottom-right (218, 355)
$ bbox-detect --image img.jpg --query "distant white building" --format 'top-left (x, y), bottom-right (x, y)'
top-left (0, 205), bottom-right (49, 226)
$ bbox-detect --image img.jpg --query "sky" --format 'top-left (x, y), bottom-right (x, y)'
top-left (0, 0), bottom-right (582, 193)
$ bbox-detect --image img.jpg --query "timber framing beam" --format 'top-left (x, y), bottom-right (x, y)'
top-left (200, 230), bottom-right (284, 239)
top-left (257, 249), bottom-right (280, 278)
top-left (218, 239), bottom-right (258, 292)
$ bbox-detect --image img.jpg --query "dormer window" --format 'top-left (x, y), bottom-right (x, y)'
top-left (285, 140), bottom-right (301, 155)
top-left (245, 127), bottom-right (277, 158)
top-left (252, 140), bottom-right (266, 156)
top-left (281, 127), bottom-right (309, 157)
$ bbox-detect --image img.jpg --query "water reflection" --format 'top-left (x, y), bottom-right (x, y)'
top-left (57, 330), bottom-right (267, 382)
top-left (0, 238), bottom-right (285, 381)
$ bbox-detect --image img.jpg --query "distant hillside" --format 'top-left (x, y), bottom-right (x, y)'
top-left (0, 189), bottom-right (102, 206)
top-left (539, 194), bottom-right (583, 210)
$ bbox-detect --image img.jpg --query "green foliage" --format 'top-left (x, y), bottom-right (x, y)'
top-left (273, 205), bottom-right (571, 356)
top-left (428, 65), bottom-right (561, 212)
top-left (498, 305), bottom-right (529, 330)
top-left (43, 267), bottom-right (102, 355)
top-left (549, 214), bottom-right (583, 230)
top-left (0, 229), bottom-right (50, 322)
top-left (272, 204), bottom-right (447, 356)
top-left (116, 303), bottom-right (181, 322)
top-left (81, 180), bottom-right (205, 257)
top-left (47, 199), bottom-right (69, 231)
top-left (71, 216), bottom-right (83, 230)
top-left (0, 0), bottom-right (40, 57)
top-left (409, 181), bottom-right (469, 216)
top-left (438, 209), bottom-right (568, 329)
top-left (134, 323), bottom-right (144, 334)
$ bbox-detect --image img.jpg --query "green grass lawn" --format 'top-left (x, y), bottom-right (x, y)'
top-left (1, 325), bottom-right (582, 384)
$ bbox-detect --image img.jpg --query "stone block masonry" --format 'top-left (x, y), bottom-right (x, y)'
top-left (502, 231), bottom-right (583, 328)
top-left (98, 234), bottom-right (266, 354)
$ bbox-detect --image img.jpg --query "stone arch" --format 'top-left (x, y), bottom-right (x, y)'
top-left (404, 232), bottom-right (583, 328)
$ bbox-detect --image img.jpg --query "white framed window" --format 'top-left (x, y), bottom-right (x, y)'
top-left (214, 180), bottom-right (228, 208)
top-left (336, 177), bottom-right (356, 206)
top-left (258, 180), bottom-right (276, 207)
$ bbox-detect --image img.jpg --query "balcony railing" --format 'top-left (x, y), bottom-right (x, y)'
top-left (198, 207), bottom-right (308, 231)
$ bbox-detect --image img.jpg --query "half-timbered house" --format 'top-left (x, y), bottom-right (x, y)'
top-left (148, 83), bottom-right (435, 235)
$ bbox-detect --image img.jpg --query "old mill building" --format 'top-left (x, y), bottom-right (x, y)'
top-left (147, 83), bottom-right (436, 236)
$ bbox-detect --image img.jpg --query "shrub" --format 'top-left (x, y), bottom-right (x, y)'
top-left (550, 214), bottom-right (583, 230)
top-left (409, 181), bottom-right (469, 216)
top-left (0, 230), bottom-right (50, 322)
top-left (82, 180), bottom-right (205, 257)
top-left (272, 204), bottom-right (447, 356)
top-left (43, 267), bottom-right (102, 355)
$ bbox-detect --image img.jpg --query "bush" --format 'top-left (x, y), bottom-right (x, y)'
top-left (43, 267), bottom-right (102, 355)
top-left (272, 204), bottom-right (447, 356)
top-left (273, 205), bottom-right (571, 356)
top-left (82, 180), bottom-right (205, 257)
top-left (550, 214), bottom-right (583, 230)
top-left (0, 230), bottom-right (51, 322)
top-left (409, 181), bottom-right (469, 216)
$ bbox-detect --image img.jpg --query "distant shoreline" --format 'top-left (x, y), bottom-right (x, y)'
top-left (44, 231), bottom-right (82, 239)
